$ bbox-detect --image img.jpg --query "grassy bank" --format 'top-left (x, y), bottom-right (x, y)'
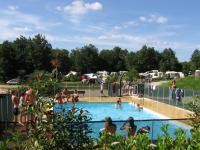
top-left (160, 77), bottom-right (200, 90)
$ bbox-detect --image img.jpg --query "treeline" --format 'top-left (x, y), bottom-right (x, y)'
top-left (0, 34), bottom-right (200, 82)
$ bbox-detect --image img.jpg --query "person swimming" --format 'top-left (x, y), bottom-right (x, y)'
top-left (115, 97), bottom-right (122, 108)
top-left (136, 103), bottom-right (143, 111)
top-left (137, 126), bottom-right (150, 134)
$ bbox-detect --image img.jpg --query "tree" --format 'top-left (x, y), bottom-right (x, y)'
top-left (190, 49), bottom-right (200, 71)
top-left (125, 68), bottom-right (138, 81)
top-left (111, 47), bottom-right (128, 71)
top-left (71, 44), bottom-right (99, 73)
top-left (0, 41), bottom-right (17, 81)
top-left (30, 34), bottom-right (52, 71)
top-left (51, 49), bottom-right (71, 75)
top-left (99, 47), bottom-right (128, 72)
top-left (135, 45), bottom-right (161, 72)
top-left (125, 51), bottom-right (137, 70)
top-left (159, 48), bottom-right (181, 72)
top-left (181, 61), bottom-right (192, 75)
top-left (99, 49), bottom-right (113, 71)
top-left (13, 36), bottom-right (32, 78)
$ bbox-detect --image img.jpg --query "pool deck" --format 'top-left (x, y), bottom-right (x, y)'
top-left (79, 96), bottom-right (193, 119)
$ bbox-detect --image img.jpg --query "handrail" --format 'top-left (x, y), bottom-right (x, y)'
top-left (0, 118), bottom-right (193, 124)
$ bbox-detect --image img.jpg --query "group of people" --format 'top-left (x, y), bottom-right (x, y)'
top-left (122, 81), bottom-right (138, 96)
top-left (11, 88), bottom-right (80, 130)
top-left (115, 98), bottom-right (143, 112)
top-left (54, 88), bottom-right (79, 104)
top-left (11, 88), bottom-right (36, 130)
top-left (100, 116), bottom-right (150, 139)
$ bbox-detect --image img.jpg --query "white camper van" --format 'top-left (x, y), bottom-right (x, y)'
top-left (148, 70), bottom-right (159, 80)
top-left (96, 71), bottom-right (109, 82)
top-left (165, 71), bottom-right (184, 79)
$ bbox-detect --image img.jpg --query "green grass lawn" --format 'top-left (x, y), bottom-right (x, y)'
top-left (160, 77), bottom-right (200, 90)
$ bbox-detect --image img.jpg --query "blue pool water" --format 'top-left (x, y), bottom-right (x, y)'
top-left (54, 102), bottom-right (191, 139)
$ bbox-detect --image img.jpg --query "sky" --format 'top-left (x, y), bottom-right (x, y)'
top-left (0, 0), bottom-right (200, 62)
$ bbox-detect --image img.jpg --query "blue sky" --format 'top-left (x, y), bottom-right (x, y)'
top-left (0, 0), bottom-right (200, 62)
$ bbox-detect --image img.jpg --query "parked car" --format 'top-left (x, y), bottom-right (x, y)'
top-left (6, 79), bottom-right (20, 85)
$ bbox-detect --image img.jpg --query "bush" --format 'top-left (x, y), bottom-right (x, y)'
top-left (27, 108), bottom-right (94, 150)
top-left (28, 70), bottom-right (59, 97)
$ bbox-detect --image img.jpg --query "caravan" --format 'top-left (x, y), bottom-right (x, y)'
top-left (96, 71), bottom-right (109, 82)
top-left (81, 73), bottom-right (104, 84)
top-left (139, 70), bottom-right (163, 81)
top-left (148, 70), bottom-right (159, 80)
top-left (165, 71), bottom-right (184, 80)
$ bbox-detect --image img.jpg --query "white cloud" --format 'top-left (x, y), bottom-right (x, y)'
top-left (8, 5), bottom-right (18, 11)
top-left (111, 21), bottom-right (138, 32)
top-left (157, 16), bottom-right (168, 24)
top-left (59, 0), bottom-right (102, 23)
top-left (126, 21), bottom-right (137, 26)
top-left (13, 27), bottom-right (32, 32)
top-left (2, 8), bottom-right (44, 30)
top-left (123, 21), bottom-right (138, 28)
top-left (64, 0), bottom-right (102, 15)
top-left (64, 1), bottom-right (87, 15)
top-left (113, 26), bottom-right (121, 31)
top-left (139, 16), bottom-right (146, 22)
top-left (55, 6), bottom-right (62, 11)
top-left (44, 30), bottom-right (198, 62)
top-left (0, 19), bottom-right (10, 26)
top-left (0, 7), bottom-right (62, 40)
top-left (85, 2), bottom-right (102, 10)
top-left (139, 14), bottom-right (168, 24)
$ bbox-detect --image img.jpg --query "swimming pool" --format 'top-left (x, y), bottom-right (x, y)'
top-left (54, 102), bottom-right (191, 139)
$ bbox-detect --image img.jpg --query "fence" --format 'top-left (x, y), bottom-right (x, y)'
top-left (0, 94), bottom-right (12, 131)
top-left (59, 84), bottom-right (109, 97)
top-left (0, 118), bottom-right (192, 141)
top-left (0, 83), bottom-right (198, 131)
top-left (143, 84), bottom-right (200, 110)
top-left (119, 83), bottom-right (200, 110)
top-left (89, 118), bottom-right (191, 140)
top-left (60, 82), bottom-right (124, 97)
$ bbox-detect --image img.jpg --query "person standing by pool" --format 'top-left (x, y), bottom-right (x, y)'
top-left (120, 117), bottom-right (137, 138)
top-left (11, 90), bottom-right (23, 130)
top-left (171, 79), bottom-right (177, 89)
top-left (61, 88), bottom-right (70, 103)
top-left (25, 88), bottom-right (36, 123)
top-left (19, 91), bottom-right (26, 124)
top-left (25, 88), bottom-right (36, 105)
top-left (72, 89), bottom-right (79, 103)
top-left (55, 92), bottom-right (63, 104)
top-left (170, 80), bottom-right (177, 100)
top-left (100, 117), bottom-right (117, 135)
top-left (100, 82), bottom-right (104, 95)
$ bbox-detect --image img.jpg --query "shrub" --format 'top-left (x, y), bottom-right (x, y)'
top-left (26, 108), bottom-right (94, 150)
top-left (28, 70), bottom-right (59, 97)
